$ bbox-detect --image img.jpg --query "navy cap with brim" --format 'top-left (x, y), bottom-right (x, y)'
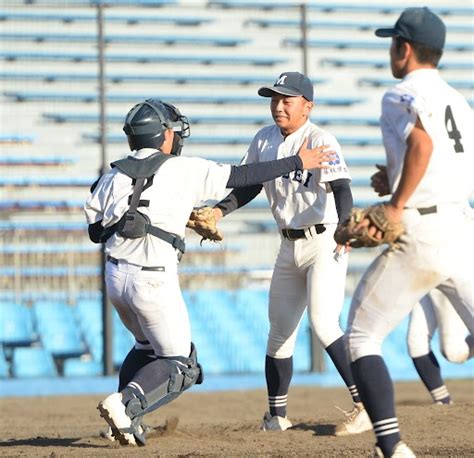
top-left (258, 86), bottom-right (303, 98)
top-left (375, 28), bottom-right (397, 37)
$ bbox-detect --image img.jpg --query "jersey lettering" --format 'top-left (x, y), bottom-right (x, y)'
top-left (444, 105), bottom-right (464, 153)
top-left (282, 170), bottom-right (312, 188)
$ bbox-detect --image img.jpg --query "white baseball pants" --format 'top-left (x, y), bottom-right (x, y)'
top-left (105, 259), bottom-right (191, 357)
top-left (267, 224), bottom-right (348, 358)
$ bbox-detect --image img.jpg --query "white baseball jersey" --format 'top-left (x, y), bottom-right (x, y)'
top-left (85, 148), bottom-right (231, 267)
top-left (380, 68), bottom-right (474, 208)
top-left (241, 119), bottom-right (351, 228)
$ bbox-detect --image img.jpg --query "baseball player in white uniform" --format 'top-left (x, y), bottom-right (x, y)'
top-left (346, 8), bottom-right (474, 457)
top-left (408, 290), bottom-right (473, 405)
top-left (210, 72), bottom-right (372, 435)
top-left (84, 99), bottom-right (333, 446)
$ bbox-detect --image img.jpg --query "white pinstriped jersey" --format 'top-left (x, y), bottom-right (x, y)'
top-left (381, 69), bottom-right (474, 208)
top-left (84, 148), bottom-right (231, 266)
top-left (241, 120), bottom-right (351, 228)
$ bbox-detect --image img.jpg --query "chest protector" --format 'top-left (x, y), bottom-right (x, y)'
top-left (111, 152), bottom-right (185, 255)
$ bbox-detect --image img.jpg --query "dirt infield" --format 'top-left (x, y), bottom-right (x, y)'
top-left (0, 379), bottom-right (472, 457)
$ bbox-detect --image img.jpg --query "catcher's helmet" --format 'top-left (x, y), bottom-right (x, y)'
top-left (123, 99), bottom-right (190, 155)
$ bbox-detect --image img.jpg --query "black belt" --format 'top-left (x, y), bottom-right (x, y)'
top-left (107, 255), bottom-right (165, 272)
top-left (281, 224), bottom-right (326, 241)
top-left (409, 205), bottom-right (437, 215)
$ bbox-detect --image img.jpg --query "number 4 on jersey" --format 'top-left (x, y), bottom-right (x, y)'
top-left (445, 105), bottom-right (464, 153)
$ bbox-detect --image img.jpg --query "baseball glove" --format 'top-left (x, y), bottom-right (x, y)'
top-left (186, 207), bottom-right (223, 242)
top-left (334, 204), bottom-right (404, 248)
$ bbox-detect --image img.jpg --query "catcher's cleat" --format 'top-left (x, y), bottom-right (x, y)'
top-left (98, 393), bottom-right (137, 446)
top-left (373, 441), bottom-right (416, 457)
top-left (334, 402), bottom-right (372, 436)
top-left (260, 412), bottom-right (293, 431)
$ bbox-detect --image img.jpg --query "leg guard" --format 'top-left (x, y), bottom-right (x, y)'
top-left (122, 343), bottom-right (203, 444)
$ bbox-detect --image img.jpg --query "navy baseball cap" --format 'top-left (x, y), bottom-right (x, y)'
top-left (375, 7), bottom-right (446, 50)
top-left (258, 72), bottom-right (314, 102)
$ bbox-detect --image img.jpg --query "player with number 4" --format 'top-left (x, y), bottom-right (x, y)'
top-left (345, 7), bottom-right (474, 457)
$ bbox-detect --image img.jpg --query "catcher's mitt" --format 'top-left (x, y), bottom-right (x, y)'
top-left (186, 207), bottom-right (223, 242)
top-left (334, 205), bottom-right (404, 248)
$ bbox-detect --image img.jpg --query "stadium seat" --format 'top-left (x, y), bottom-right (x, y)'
top-left (0, 11), bottom-right (213, 26)
top-left (4, 91), bottom-right (364, 106)
top-left (84, 133), bottom-right (381, 146)
top-left (2, 72), bottom-right (326, 86)
top-left (320, 57), bottom-right (473, 71)
top-left (11, 347), bottom-right (58, 378)
top-left (63, 358), bottom-right (102, 377)
top-left (245, 18), bottom-right (473, 34)
top-left (0, 302), bottom-right (36, 346)
top-left (283, 38), bottom-right (474, 52)
top-left (209, 1), bottom-right (474, 16)
top-left (0, 133), bottom-right (35, 144)
top-left (0, 32), bottom-right (249, 47)
top-left (0, 156), bottom-right (74, 166)
top-left (0, 346), bottom-right (10, 378)
top-left (358, 77), bottom-right (474, 90)
top-left (43, 112), bottom-right (378, 127)
top-left (0, 50), bottom-right (286, 66)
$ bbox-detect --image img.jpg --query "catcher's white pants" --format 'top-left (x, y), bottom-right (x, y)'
top-left (105, 260), bottom-right (191, 357)
top-left (267, 224), bottom-right (348, 358)
top-left (347, 203), bottom-right (474, 362)
top-left (407, 289), bottom-right (473, 363)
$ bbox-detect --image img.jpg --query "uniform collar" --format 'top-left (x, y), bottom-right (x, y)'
top-left (133, 148), bottom-right (162, 159)
top-left (402, 68), bottom-right (439, 82)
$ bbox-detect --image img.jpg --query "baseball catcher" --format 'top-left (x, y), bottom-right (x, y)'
top-left (186, 207), bottom-right (223, 242)
top-left (334, 204), bottom-right (405, 248)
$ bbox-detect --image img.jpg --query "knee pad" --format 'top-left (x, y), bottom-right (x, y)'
top-left (125, 342), bottom-right (203, 420)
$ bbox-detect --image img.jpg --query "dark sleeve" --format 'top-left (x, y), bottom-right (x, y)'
top-left (215, 185), bottom-right (263, 216)
top-left (226, 155), bottom-right (302, 188)
top-left (88, 220), bottom-right (104, 244)
top-left (329, 178), bottom-right (353, 223)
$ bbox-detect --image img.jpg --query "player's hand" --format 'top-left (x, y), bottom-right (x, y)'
top-left (213, 207), bottom-right (223, 223)
top-left (370, 164), bottom-right (390, 196)
top-left (297, 138), bottom-right (336, 170)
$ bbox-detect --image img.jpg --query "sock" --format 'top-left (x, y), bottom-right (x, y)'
top-left (265, 355), bottom-right (292, 417)
top-left (118, 346), bottom-right (156, 391)
top-left (325, 336), bottom-right (361, 404)
top-left (351, 355), bottom-right (400, 457)
top-left (412, 352), bottom-right (451, 404)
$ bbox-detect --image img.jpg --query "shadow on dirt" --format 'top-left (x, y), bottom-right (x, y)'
top-left (291, 422), bottom-right (336, 436)
top-left (0, 437), bottom-right (108, 449)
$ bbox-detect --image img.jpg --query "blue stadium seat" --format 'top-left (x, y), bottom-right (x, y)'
top-left (0, 177), bottom-right (95, 187)
top-left (0, 11), bottom-right (212, 26)
top-left (2, 72), bottom-right (325, 86)
top-left (84, 133), bottom-right (380, 146)
top-left (0, 32), bottom-right (249, 47)
top-left (320, 57), bottom-right (474, 71)
top-left (0, 156), bottom-right (75, 166)
top-left (22, 0), bottom-right (177, 4)
top-left (0, 51), bottom-right (286, 66)
top-left (33, 301), bottom-right (86, 357)
top-left (210, 1), bottom-right (474, 16)
top-left (0, 133), bottom-right (35, 143)
top-left (284, 38), bottom-right (474, 52)
top-left (0, 302), bottom-right (36, 346)
top-left (0, 346), bottom-right (9, 378)
top-left (245, 18), bottom-right (473, 34)
top-left (11, 347), bottom-right (58, 378)
top-left (63, 358), bottom-right (102, 377)
top-left (5, 91), bottom-right (363, 106)
top-left (359, 77), bottom-right (474, 90)
top-left (43, 112), bottom-right (377, 127)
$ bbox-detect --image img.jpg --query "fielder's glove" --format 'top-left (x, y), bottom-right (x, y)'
top-left (186, 206), bottom-right (223, 242)
top-left (334, 204), bottom-right (404, 248)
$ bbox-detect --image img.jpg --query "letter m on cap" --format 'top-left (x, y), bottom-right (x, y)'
top-left (275, 75), bottom-right (287, 86)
